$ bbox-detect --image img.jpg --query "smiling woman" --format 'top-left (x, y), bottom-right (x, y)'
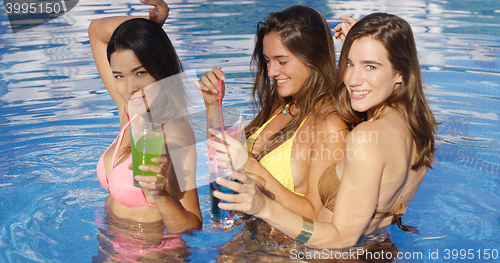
top-left (262, 31), bottom-right (312, 99)
top-left (345, 37), bottom-right (403, 117)
top-left (196, 5), bottom-right (348, 221)
top-left (110, 49), bottom-right (158, 111)
top-left (193, 5), bottom-right (348, 256)
top-left (88, 0), bottom-right (202, 261)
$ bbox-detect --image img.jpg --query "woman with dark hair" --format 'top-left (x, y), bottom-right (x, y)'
top-left (88, 0), bottom-right (201, 260)
top-left (196, 5), bottom-right (348, 221)
top-left (214, 12), bottom-right (437, 250)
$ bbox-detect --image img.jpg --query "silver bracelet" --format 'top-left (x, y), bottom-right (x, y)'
top-left (294, 217), bottom-right (314, 244)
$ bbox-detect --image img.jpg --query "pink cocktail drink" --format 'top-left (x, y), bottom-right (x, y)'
top-left (208, 125), bottom-right (242, 228)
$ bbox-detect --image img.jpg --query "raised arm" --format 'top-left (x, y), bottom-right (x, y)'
top-left (193, 67), bottom-right (226, 134)
top-left (88, 0), bottom-right (169, 108)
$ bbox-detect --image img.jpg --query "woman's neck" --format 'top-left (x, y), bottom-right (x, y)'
top-left (366, 102), bottom-right (390, 121)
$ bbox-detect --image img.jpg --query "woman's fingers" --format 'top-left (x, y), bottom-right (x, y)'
top-left (136, 174), bottom-right (165, 184)
top-left (213, 171), bottom-right (267, 215)
top-left (193, 67), bottom-right (225, 105)
top-left (212, 67), bottom-right (225, 81)
top-left (135, 174), bottom-right (166, 190)
top-left (211, 129), bottom-right (239, 144)
top-left (334, 15), bottom-right (357, 42)
top-left (208, 130), bottom-right (248, 170)
top-left (245, 172), bottom-right (267, 188)
top-left (139, 164), bottom-right (162, 174)
top-left (215, 171), bottom-right (253, 192)
top-left (340, 15), bottom-right (357, 25)
top-left (227, 170), bottom-right (255, 185)
top-left (198, 68), bottom-right (225, 93)
top-left (208, 139), bottom-right (231, 153)
top-left (200, 72), bottom-right (220, 94)
top-left (209, 142), bottom-right (247, 170)
top-left (151, 156), bottom-right (168, 164)
top-left (141, 0), bottom-right (170, 25)
top-left (193, 79), bottom-right (203, 93)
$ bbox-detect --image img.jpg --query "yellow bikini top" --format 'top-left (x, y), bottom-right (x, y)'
top-left (246, 106), bottom-right (310, 195)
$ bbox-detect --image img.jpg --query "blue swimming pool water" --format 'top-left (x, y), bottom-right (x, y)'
top-left (0, 0), bottom-right (499, 262)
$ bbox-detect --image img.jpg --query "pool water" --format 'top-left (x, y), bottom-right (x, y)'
top-left (0, 0), bottom-right (499, 262)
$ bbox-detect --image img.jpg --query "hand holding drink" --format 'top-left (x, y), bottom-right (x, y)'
top-left (208, 125), bottom-right (248, 171)
top-left (208, 120), bottom-right (246, 229)
top-left (130, 122), bottom-right (165, 188)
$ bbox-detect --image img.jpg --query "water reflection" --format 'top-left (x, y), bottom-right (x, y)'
top-left (0, 0), bottom-right (499, 262)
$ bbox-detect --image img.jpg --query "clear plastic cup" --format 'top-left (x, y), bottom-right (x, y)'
top-left (130, 122), bottom-right (164, 187)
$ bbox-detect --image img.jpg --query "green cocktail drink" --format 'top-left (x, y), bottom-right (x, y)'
top-left (131, 124), bottom-right (164, 187)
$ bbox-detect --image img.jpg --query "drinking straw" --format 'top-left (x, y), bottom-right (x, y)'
top-left (208, 127), bottom-right (233, 221)
top-left (218, 68), bottom-right (224, 130)
top-left (140, 88), bottom-right (154, 124)
top-left (217, 68), bottom-right (236, 171)
top-left (207, 68), bottom-right (233, 221)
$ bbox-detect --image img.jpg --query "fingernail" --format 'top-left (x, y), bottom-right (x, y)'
top-left (203, 87), bottom-right (208, 91)
top-left (213, 190), bottom-right (219, 197)
top-left (139, 165), bottom-right (146, 170)
top-left (135, 175), bottom-right (142, 180)
top-left (216, 177), bottom-right (223, 183)
top-left (212, 89), bottom-right (218, 94)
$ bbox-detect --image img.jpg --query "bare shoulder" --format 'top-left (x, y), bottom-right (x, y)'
top-left (348, 112), bottom-right (410, 158)
top-left (374, 110), bottom-right (411, 143)
top-left (163, 116), bottom-right (195, 148)
top-left (309, 105), bottom-right (348, 134)
top-left (347, 120), bottom-right (389, 158)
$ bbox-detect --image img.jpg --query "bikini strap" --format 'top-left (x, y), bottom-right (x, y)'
top-left (111, 114), bottom-right (137, 169)
top-left (372, 203), bottom-right (420, 234)
top-left (247, 109), bottom-right (282, 153)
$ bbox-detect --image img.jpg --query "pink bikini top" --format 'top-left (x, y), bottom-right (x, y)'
top-left (96, 115), bottom-right (155, 207)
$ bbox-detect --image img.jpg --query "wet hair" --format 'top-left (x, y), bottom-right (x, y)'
top-left (246, 5), bottom-right (337, 160)
top-left (334, 13), bottom-right (437, 169)
top-left (107, 18), bottom-right (188, 122)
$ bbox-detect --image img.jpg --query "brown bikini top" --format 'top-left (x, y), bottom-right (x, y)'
top-left (318, 164), bottom-right (420, 234)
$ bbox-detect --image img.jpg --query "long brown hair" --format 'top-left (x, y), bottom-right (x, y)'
top-left (245, 5), bottom-right (337, 160)
top-left (334, 13), bottom-right (437, 169)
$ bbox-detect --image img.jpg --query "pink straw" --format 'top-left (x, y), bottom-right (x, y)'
top-left (218, 67), bottom-right (224, 133)
top-left (207, 68), bottom-right (233, 221)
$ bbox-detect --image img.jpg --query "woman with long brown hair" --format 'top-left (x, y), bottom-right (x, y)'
top-left (214, 12), bottom-right (437, 250)
top-left (195, 5), bottom-right (348, 221)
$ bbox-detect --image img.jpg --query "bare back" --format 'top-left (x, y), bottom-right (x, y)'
top-left (320, 109), bottom-right (428, 244)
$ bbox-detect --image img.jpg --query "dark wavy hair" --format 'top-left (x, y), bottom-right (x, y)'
top-left (334, 13), bottom-right (437, 169)
top-left (245, 5), bottom-right (337, 160)
top-left (107, 18), bottom-right (188, 122)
